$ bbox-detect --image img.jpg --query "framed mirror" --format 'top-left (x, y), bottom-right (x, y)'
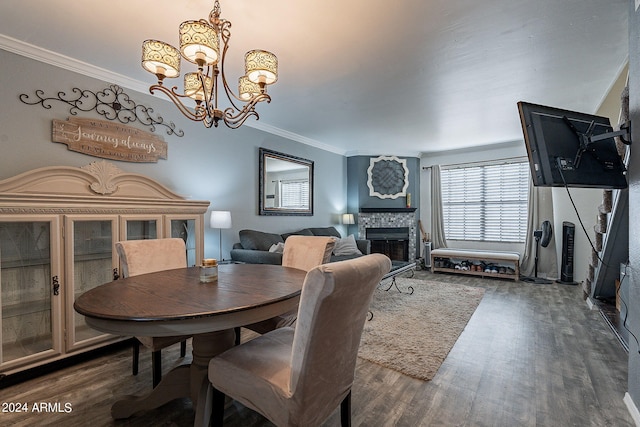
top-left (259, 148), bottom-right (313, 216)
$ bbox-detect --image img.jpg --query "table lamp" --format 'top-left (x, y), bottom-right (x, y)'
top-left (210, 210), bottom-right (232, 261)
top-left (342, 213), bottom-right (355, 235)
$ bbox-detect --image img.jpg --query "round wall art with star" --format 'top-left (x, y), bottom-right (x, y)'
top-left (366, 155), bottom-right (409, 199)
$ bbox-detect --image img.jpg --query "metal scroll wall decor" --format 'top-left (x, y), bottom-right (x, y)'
top-left (19, 84), bottom-right (184, 137)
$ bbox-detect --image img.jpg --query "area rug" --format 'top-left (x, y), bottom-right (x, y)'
top-left (358, 277), bottom-right (485, 381)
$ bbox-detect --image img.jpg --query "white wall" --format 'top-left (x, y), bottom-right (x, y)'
top-left (0, 49), bottom-right (348, 260)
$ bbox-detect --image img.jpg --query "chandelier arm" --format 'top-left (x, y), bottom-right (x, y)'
top-left (149, 85), bottom-right (208, 123)
top-left (199, 66), bottom-right (219, 120)
top-left (217, 19), bottom-right (247, 109)
top-left (222, 94), bottom-right (271, 128)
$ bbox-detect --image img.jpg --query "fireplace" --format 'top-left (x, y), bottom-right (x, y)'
top-left (357, 208), bottom-right (417, 261)
top-left (366, 227), bottom-right (410, 261)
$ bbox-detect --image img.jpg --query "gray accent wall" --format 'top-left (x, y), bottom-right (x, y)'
top-left (0, 49), bottom-right (347, 260)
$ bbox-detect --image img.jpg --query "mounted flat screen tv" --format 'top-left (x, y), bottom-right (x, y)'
top-left (517, 101), bottom-right (627, 189)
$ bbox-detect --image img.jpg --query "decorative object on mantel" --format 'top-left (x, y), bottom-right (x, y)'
top-left (19, 84), bottom-right (184, 137)
top-left (141, 0), bottom-right (277, 129)
top-left (367, 155), bottom-right (409, 199)
top-left (52, 117), bottom-right (168, 163)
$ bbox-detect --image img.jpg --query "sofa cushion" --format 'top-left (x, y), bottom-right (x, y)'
top-left (332, 234), bottom-right (363, 256)
top-left (280, 228), bottom-right (314, 240)
top-left (239, 229), bottom-right (284, 251)
top-left (308, 226), bottom-right (342, 238)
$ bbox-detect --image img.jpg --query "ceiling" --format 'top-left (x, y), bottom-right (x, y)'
top-left (0, 0), bottom-right (629, 157)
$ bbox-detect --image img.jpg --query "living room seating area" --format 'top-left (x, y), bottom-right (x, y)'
top-left (230, 227), bottom-right (370, 265)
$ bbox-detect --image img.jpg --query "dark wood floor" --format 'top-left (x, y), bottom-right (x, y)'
top-left (0, 270), bottom-right (634, 426)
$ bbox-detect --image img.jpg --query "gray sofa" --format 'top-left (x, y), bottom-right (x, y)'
top-left (230, 226), bottom-right (370, 265)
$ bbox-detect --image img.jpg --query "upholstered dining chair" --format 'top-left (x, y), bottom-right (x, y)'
top-left (241, 235), bottom-right (336, 337)
top-left (206, 253), bottom-right (392, 427)
top-left (115, 238), bottom-right (190, 388)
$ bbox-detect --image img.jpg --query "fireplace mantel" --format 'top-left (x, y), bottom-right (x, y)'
top-left (359, 207), bottom-right (416, 213)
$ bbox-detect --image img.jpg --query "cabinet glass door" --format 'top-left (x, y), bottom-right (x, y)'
top-left (66, 216), bottom-right (118, 350)
top-left (1, 217), bottom-right (61, 369)
top-left (122, 216), bottom-right (160, 241)
top-left (167, 217), bottom-right (197, 266)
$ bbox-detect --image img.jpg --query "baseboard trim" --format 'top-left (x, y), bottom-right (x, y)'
top-left (624, 392), bottom-right (640, 426)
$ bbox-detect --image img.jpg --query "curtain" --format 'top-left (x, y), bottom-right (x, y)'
top-left (520, 180), bottom-right (558, 279)
top-left (430, 165), bottom-right (447, 249)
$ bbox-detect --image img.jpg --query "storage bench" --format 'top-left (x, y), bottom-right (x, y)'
top-left (431, 248), bottom-right (520, 281)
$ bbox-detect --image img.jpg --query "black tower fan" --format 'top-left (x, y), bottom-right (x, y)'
top-left (559, 221), bottom-right (576, 284)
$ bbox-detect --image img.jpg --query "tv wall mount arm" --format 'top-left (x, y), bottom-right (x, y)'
top-left (561, 116), bottom-right (631, 170)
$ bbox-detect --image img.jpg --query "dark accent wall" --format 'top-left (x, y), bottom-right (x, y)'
top-left (347, 156), bottom-right (422, 255)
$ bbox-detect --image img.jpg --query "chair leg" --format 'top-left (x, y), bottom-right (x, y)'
top-left (180, 340), bottom-right (187, 357)
top-left (234, 327), bottom-right (241, 345)
top-left (132, 340), bottom-right (140, 376)
top-left (152, 350), bottom-right (162, 388)
top-left (210, 386), bottom-right (226, 427)
top-left (340, 391), bottom-right (351, 427)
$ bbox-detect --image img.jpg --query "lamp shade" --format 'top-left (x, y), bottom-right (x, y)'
top-left (238, 76), bottom-right (262, 101)
top-left (142, 40), bottom-right (181, 79)
top-left (179, 20), bottom-right (219, 66)
top-left (244, 50), bottom-right (278, 85)
top-left (342, 213), bottom-right (355, 225)
top-left (184, 73), bottom-right (213, 101)
top-left (210, 210), bottom-right (232, 229)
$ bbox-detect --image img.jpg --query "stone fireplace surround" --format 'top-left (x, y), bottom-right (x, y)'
top-left (357, 208), bottom-right (417, 261)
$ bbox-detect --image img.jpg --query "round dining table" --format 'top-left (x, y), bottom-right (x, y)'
top-left (74, 263), bottom-right (306, 427)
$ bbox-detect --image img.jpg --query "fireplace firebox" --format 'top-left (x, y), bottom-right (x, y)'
top-left (366, 227), bottom-right (410, 261)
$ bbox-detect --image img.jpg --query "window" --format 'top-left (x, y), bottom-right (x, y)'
top-left (280, 179), bottom-right (309, 208)
top-left (440, 160), bottom-right (529, 242)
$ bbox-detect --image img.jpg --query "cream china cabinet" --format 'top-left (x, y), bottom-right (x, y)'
top-left (0, 161), bottom-right (209, 377)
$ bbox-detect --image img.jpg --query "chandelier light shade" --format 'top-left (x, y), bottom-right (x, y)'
top-left (141, 40), bottom-right (181, 82)
top-left (238, 76), bottom-right (262, 101)
top-left (244, 50), bottom-right (278, 85)
top-left (141, 0), bottom-right (278, 129)
top-left (184, 72), bottom-right (213, 101)
top-left (179, 20), bottom-right (219, 66)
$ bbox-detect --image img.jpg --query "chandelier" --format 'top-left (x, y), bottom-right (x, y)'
top-left (141, 0), bottom-right (278, 129)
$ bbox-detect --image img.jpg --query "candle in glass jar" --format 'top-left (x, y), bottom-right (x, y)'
top-left (200, 258), bottom-right (218, 283)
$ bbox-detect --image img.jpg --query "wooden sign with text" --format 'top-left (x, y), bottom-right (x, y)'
top-left (52, 117), bottom-right (168, 163)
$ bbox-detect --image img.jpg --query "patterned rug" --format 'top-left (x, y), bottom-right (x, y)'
top-left (358, 277), bottom-right (485, 381)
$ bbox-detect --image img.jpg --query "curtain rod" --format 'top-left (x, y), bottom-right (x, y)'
top-left (422, 155), bottom-right (527, 170)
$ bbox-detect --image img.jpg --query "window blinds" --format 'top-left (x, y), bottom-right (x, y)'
top-left (440, 161), bottom-right (529, 242)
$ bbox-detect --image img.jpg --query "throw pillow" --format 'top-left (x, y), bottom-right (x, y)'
top-left (269, 242), bottom-right (285, 253)
top-left (332, 234), bottom-right (362, 256)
